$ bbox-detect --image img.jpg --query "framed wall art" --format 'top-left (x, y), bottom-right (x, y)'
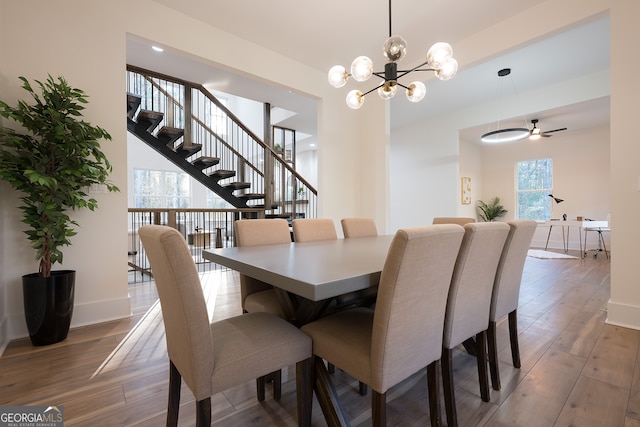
top-left (461, 177), bottom-right (471, 204)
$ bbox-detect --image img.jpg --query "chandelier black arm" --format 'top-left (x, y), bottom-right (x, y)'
top-left (361, 83), bottom-right (385, 97)
top-left (396, 60), bottom-right (435, 79)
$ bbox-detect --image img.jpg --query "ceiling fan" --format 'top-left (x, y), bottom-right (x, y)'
top-left (529, 119), bottom-right (567, 140)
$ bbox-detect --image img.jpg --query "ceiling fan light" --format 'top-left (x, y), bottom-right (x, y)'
top-left (406, 81), bottom-right (426, 102)
top-left (350, 56), bottom-right (374, 82)
top-left (529, 128), bottom-right (542, 140)
top-left (346, 89), bottom-right (364, 109)
top-left (435, 57), bottom-right (458, 81)
top-left (427, 42), bottom-right (453, 69)
top-left (328, 65), bottom-right (348, 88)
top-left (383, 36), bottom-right (407, 62)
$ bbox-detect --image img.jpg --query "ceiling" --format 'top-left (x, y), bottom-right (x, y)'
top-left (128, 1), bottom-right (610, 151)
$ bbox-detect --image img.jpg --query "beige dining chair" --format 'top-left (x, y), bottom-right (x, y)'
top-left (301, 224), bottom-right (465, 427)
top-left (432, 217), bottom-right (476, 225)
top-left (441, 222), bottom-right (509, 427)
top-left (138, 225), bottom-right (313, 427)
top-left (341, 217), bottom-right (378, 238)
top-left (292, 218), bottom-right (337, 242)
top-left (488, 219), bottom-right (537, 391)
top-left (234, 218), bottom-right (292, 400)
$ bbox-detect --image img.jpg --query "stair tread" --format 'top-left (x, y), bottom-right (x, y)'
top-left (224, 182), bottom-right (251, 190)
top-left (136, 110), bottom-right (164, 133)
top-left (192, 156), bottom-right (220, 169)
top-left (127, 93), bottom-right (142, 119)
top-left (210, 170), bottom-right (236, 180)
top-left (239, 193), bottom-right (265, 200)
top-left (158, 126), bottom-right (185, 146)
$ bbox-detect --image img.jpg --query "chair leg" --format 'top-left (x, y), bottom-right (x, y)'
top-left (167, 361), bottom-right (181, 427)
top-left (256, 370), bottom-right (282, 401)
top-left (372, 390), bottom-right (387, 427)
top-left (426, 360), bottom-right (441, 427)
top-left (508, 310), bottom-right (521, 369)
top-left (296, 357), bottom-right (314, 427)
top-left (256, 376), bottom-right (266, 401)
top-left (195, 397), bottom-right (211, 427)
top-left (442, 348), bottom-right (458, 427)
top-left (359, 381), bottom-right (368, 396)
top-left (487, 321), bottom-right (501, 391)
top-left (475, 331), bottom-right (490, 402)
top-left (273, 369), bottom-right (282, 401)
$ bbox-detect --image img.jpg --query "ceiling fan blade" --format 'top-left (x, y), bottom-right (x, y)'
top-left (544, 127), bottom-right (568, 134)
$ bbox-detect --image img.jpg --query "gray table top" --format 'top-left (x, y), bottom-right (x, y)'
top-left (203, 235), bottom-right (394, 301)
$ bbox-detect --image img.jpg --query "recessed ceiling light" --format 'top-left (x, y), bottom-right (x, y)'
top-left (152, 46), bottom-right (164, 52)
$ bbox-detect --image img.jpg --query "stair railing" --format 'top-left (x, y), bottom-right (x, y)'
top-left (126, 65), bottom-right (316, 220)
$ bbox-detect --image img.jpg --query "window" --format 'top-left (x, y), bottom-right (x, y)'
top-left (516, 158), bottom-right (553, 220)
top-left (134, 169), bottom-right (191, 208)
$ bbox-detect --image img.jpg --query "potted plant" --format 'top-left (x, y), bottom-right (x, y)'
top-left (0, 75), bottom-right (118, 345)
top-left (477, 196), bottom-right (508, 222)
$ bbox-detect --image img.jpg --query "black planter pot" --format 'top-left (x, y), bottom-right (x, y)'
top-left (22, 270), bottom-right (75, 346)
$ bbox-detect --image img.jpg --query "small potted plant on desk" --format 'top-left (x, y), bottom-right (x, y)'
top-left (0, 75), bottom-right (119, 345)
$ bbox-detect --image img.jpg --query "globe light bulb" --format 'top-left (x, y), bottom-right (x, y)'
top-left (383, 36), bottom-right (407, 62)
top-left (406, 81), bottom-right (426, 102)
top-left (328, 65), bottom-right (348, 88)
top-left (350, 56), bottom-right (373, 82)
top-left (377, 83), bottom-right (397, 100)
top-left (434, 57), bottom-right (458, 81)
top-left (427, 42), bottom-right (453, 69)
top-left (346, 90), bottom-right (364, 109)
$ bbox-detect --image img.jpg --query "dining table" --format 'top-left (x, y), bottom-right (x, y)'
top-left (202, 234), bottom-right (395, 427)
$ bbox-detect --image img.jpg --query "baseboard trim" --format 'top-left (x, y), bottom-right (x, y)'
top-left (606, 299), bottom-right (640, 331)
top-left (7, 296), bottom-right (132, 341)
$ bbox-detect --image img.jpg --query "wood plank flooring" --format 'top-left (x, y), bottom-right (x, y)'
top-left (1, 251), bottom-right (638, 426)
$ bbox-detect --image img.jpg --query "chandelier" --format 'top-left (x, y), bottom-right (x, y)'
top-left (327, 0), bottom-right (458, 109)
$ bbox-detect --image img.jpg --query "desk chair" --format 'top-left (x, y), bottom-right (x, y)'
top-left (583, 223), bottom-right (610, 259)
top-left (488, 219), bottom-right (537, 391)
top-left (301, 225), bottom-right (465, 427)
top-left (441, 222), bottom-right (509, 427)
top-left (235, 218), bottom-right (292, 400)
top-left (138, 225), bottom-right (313, 427)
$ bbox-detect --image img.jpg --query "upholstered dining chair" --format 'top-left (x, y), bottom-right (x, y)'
top-left (441, 222), bottom-right (509, 427)
top-left (292, 218), bottom-right (337, 242)
top-left (234, 218), bottom-right (292, 401)
top-left (341, 217), bottom-right (378, 238)
top-left (488, 219), bottom-right (537, 391)
top-left (138, 225), bottom-right (313, 427)
top-left (301, 224), bottom-right (465, 427)
top-left (432, 217), bottom-right (476, 226)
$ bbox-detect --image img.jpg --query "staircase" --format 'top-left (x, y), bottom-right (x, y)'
top-left (126, 66), bottom-right (316, 218)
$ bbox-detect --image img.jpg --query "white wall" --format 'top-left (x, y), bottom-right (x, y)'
top-left (461, 124), bottom-right (610, 250)
top-left (0, 0), bottom-right (368, 348)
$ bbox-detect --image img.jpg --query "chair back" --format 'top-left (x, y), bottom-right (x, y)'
top-left (371, 224), bottom-right (464, 392)
top-left (234, 218), bottom-right (291, 247)
top-left (432, 217), bottom-right (476, 225)
top-left (138, 225), bottom-right (214, 397)
top-left (490, 219), bottom-right (537, 322)
top-left (292, 218), bottom-right (337, 242)
top-left (341, 217), bottom-right (378, 238)
top-left (443, 222), bottom-right (510, 349)
top-left (234, 219), bottom-right (291, 310)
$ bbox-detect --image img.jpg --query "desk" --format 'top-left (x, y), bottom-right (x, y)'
top-left (543, 220), bottom-right (608, 257)
top-left (203, 235), bottom-right (394, 427)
